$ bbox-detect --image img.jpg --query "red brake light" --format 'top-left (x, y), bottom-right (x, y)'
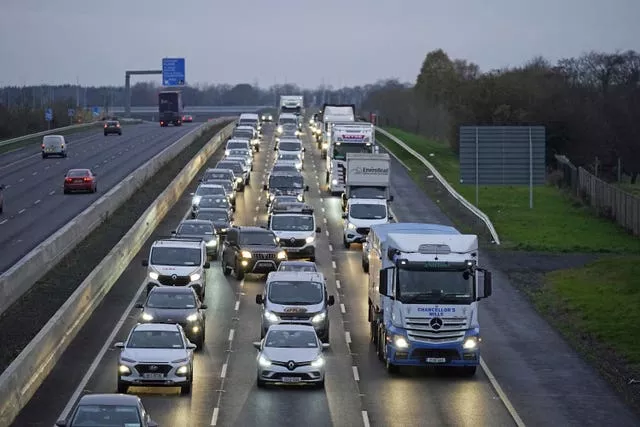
top-left (83, 177), bottom-right (92, 182)
top-left (104, 124), bottom-right (107, 128)
top-left (65, 178), bottom-right (72, 183)
top-left (41, 144), bottom-right (45, 149)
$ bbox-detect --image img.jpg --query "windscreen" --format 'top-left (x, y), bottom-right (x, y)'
top-left (278, 153), bottom-right (299, 161)
top-left (332, 143), bottom-right (372, 160)
top-left (196, 210), bottom-right (229, 223)
top-left (239, 231), bottom-right (277, 246)
top-left (227, 141), bottom-right (250, 150)
top-left (150, 247), bottom-right (201, 266)
top-left (279, 142), bottom-right (301, 152)
top-left (233, 130), bottom-right (253, 139)
top-left (67, 170), bottom-right (90, 177)
top-left (397, 263), bottom-right (474, 304)
top-left (178, 223), bottom-right (214, 235)
top-left (238, 119), bottom-right (257, 127)
top-left (349, 203), bottom-right (387, 220)
top-left (203, 170), bottom-right (232, 181)
top-left (196, 186), bottom-right (225, 196)
top-left (265, 330), bottom-right (317, 348)
top-left (272, 164), bottom-right (297, 173)
top-left (207, 180), bottom-right (232, 192)
top-left (127, 330), bottom-right (184, 349)
top-left (279, 117), bottom-right (297, 125)
top-left (269, 175), bottom-right (303, 188)
top-left (72, 405), bottom-right (141, 425)
top-left (199, 197), bottom-right (229, 209)
top-left (268, 281), bottom-right (324, 305)
top-left (271, 215), bottom-right (314, 231)
top-left (229, 149), bottom-right (249, 157)
top-left (278, 263), bottom-right (317, 272)
top-left (349, 186), bottom-right (387, 199)
top-left (147, 291), bottom-right (197, 309)
top-left (217, 162), bottom-right (243, 174)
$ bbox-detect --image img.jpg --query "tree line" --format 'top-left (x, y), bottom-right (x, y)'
top-left (360, 49), bottom-right (640, 183)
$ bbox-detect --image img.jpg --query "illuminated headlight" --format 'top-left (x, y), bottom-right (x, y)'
top-left (276, 251), bottom-right (287, 260)
top-left (276, 126), bottom-right (283, 134)
top-left (261, 115), bottom-right (266, 120)
top-left (192, 195), bottom-right (202, 205)
top-left (310, 356), bottom-right (325, 367)
top-left (141, 312), bottom-right (153, 321)
top-left (295, 162), bottom-right (302, 170)
top-left (347, 223), bottom-right (356, 230)
top-left (206, 239), bottom-right (217, 247)
top-left (268, 115), bottom-right (272, 120)
top-left (241, 250), bottom-right (252, 259)
top-left (394, 336), bottom-right (409, 349)
top-left (219, 228), bottom-right (228, 233)
top-left (186, 313), bottom-right (198, 322)
top-left (269, 193), bottom-right (275, 200)
top-left (296, 194), bottom-right (303, 202)
top-left (148, 271), bottom-right (159, 280)
top-left (322, 143), bottom-right (328, 149)
top-left (118, 365), bottom-right (131, 375)
top-left (305, 236), bottom-right (315, 244)
top-left (236, 177), bottom-right (243, 183)
top-left (258, 354), bottom-right (272, 367)
top-left (176, 365), bottom-right (189, 375)
top-left (331, 179), bottom-right (338, 185)
top-left (264, 310), bottom-right (279, 323)
top-left (311, 311), bottom-right (326, 324)
top-left (225, 149), bottom-right (230, 156)
top-left (463, 336), bottom-right (479, 350)
top-left (189, 273), bottom-right (201, 282)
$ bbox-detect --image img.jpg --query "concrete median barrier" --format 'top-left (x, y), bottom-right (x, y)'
top-left (0, 119), bottom-right (235, 426)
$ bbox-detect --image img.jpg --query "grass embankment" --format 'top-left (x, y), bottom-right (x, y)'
top-left (377, 127), bottom-right (640, 382)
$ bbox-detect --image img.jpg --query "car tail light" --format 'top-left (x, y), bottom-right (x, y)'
top-left (104, 124), bottom-right (107, 128)
top-left (41, 144), bottom-right (45, 149)
top-left (65, 178), bottom-right (73, 183)
top-left (83, 177), bottom-right (93, 182)
top-left (116, 124), bottom-right (120, 127)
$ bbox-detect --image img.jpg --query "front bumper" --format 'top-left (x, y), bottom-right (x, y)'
top-left (344, 228), bottom-right (369, 244)
top-left (257, 365), bottom-right (324, 385)
top-left (118, 363), bottom-right (190, 387)
top-left (280, 244), bottom-right (315, 259)
top-left (239, 258), bottom-right (282, 274)
top-left (385, 329), bottom-right (480, 367)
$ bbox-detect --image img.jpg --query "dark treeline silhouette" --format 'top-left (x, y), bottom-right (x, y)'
top-left (360, 49), bottom-right (640, 183)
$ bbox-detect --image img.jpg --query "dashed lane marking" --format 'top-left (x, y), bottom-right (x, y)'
top-left (340, 303), bottom-right (346, 314)
top-left (325, 230), bottom-right (329, 237)
top-left (49, 190), bottom-right (55, 195)
top-left (328, 244), bottom-right (333, 251)
top-left (345, 331), bottom-right (352, 344)
top-left (234, 301), bottom-right (240, 311)
top-left (220, 363), bottom-right (228, 378)
top-left (18, 209), bottom-right (25, 214)
top-left (352, 366), bottom-right (360, 381)
top-left (362, 411), bottom-right (370, 427)
top-left (211, 408), bottom-right (219, 426)
top-left (0, 219), bottom-right (7, 225)
top-left (228, 329), bottom-right (235, 341)
top-left (34, 199), bottom-right (41, 205)
top-left (336, 280), bottom-right (341, 289)
top-left (332, 261), bottom-right (337, 269)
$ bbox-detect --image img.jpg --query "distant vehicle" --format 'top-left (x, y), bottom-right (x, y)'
top-left (0, 184), bottom-right (4, 214)
top-left (42, 135), bottom-right (67, 158)
top-left (63, 169), bottom-right (97, 194)
top-left (104, 120), bottom-right (122, 136)
top-left (261, 113), bottom-right (273, 122)
top-left (55, 393), bottom-right (158, 427)
top-left (158, 91), bottom-right (183, 127)
top-left (182, 114), bottom-right (193, 123)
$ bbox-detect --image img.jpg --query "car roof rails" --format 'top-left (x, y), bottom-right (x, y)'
top-left (157, 236), bottom-right (206, 243)
top-left (271, 202), bottom-right (314, 215)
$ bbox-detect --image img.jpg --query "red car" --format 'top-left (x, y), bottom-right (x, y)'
top-left (63, 169), bottom-right (98, 194)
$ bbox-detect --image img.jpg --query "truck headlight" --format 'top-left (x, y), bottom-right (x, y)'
top-left (276, 251), bottom-right (287, 260)
top-left (393, 336), bottom-right (409, 349)
top-left (141, 312), bottom-right (153, 321)
top-left (310, 356), bottom-right (325, 367)
top-left (236, 177), bottom-right (243, 183)
top-left (347, 223), bottom-right (356, 230)
top-left (305, 236), bottom-right (315, 244)
top-left (149, 271), bottom-right (159, 280)
top-left (311, 311), bottom-right (326, 324)
top-left (225, 150), bottom-right (230, 156)
top-left (264, 310), bottom-right (279, 323)
top-left (463, 336), bottom-right (479, 349)
top-left (296, 194), bottom-right (303, 202)
top-left (241, 250), bottom-right (252, 259)
top-left (186, 313), bottom-right (198, 322)
top-left (276, 126), bottom-right (283, 134)
top-left (258, 355), bottom-right (272, 367)
top-left (190, 273), bottom-right (201, 282)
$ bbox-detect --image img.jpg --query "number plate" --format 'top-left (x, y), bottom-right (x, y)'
top-left (142, 373), bottom-right (165, 379)
top-left (426, 357), bottom-right (446, 364)
top-left (281, 377), bottom-right (301, 383)
top-left (285, 247), bottom-right (299, 252)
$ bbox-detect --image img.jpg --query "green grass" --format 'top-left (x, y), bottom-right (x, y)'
top-left (378, 127), bottom-right (640, 253)
top-left (535, 256), bottom-right (640, 369)
top-left (616, 183), bottom-right (640, 197)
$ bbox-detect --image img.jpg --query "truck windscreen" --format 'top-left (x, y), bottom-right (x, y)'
top-left (396, 264), bottom-right (474, 303)
top-left (281, 106), bottom-right (301, 114)
top-left (349, 186), bottom-right (387, 199)
top-left (349, 204), bottom-right (386, 220)
top-left (333, 143), bottom-right (373, 160)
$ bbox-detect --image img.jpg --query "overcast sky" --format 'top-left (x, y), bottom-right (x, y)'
top-left (1, 0), bottom-right (638, 88)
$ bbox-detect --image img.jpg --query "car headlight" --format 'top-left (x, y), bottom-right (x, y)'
top-left (258, 354), bottom-right (271, 367)
top-left (295, 163), bottom-right (302, 170)
top-left (463, 336), bottom-right (479, 350)
top-left (276, 251), bottom-right (287, 260)
top-left (219, 228), bottom-right (228, 233)
top-left (186, 313), bottom-right (198, 322)
top-left (311, 311), bottom-right (326, 324)
top-left (310, 356), bottom-right (325, 368)
top-left (141, 312), bottom-right (153, 321)
top-left (394, 335), bottom-right (409, 349)
top-left (296, 194), bottom-right (303, 202)
top-left (176, 365), bottom-right (189, 375)
top-left (190, 273), bottom-right (201, 282)
top-left (277, 126), bottom-right (283, 134)
top-left (264, 310), bottom-right (279, 323)
top-left (149, 271), bottom-right (159, 280)
top-left (305, 236), bottom-right (315, 244)
top-left (269, 193), bottom-right (275, 200)
top-left (331, 179), bottom-right (338, 185)
top-left (206, 239), bottom-right (217, 247)
top-left (192, 195), bottom-right (202, 205)
top-left (236, 177), bottom-right (243, 183)
top-left (347, 223), bottom-right (356, 230)
top-left (241, 250), bottom-right (252, 259)
top-left (118, 365), bottom-right (131, 374)
top-left (225, 150), bottom-right (230, 156)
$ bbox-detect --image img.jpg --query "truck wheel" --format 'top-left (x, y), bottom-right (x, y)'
top-left (377, 329), bottom-right (385, 362)
top-left (362, 259), bottom-right (369, 273)
top-left (222, 259), bottom-right (231, 276)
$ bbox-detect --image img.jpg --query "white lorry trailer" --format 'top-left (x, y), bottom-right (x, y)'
top-left (279, 95), bottom-right (304, 116)
top-left (367, 226), bottom-right (492, 376)
top-left (326, 124), bottom-right (377, 195)
top-left (320, 103), bottom-right (355, 159)
top-left (340, 152), bottom-right (391, 211)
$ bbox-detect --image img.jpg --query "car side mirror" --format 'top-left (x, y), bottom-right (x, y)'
top-left (253, 341), bottom-right (261, 350)
top-left (316, 227), bottom-right (321, 233)
top-left (389, 195), bottom-right (394, 202)
top-left (141, 259), bottom-right (149, 267)
top-left (327, 295), bottom-right (335, 306)
top-left (255, 294), bottom-right (264, 304)
top-left (341, 213), bottom-right (347, 219)
top-left (187, 343), bottom-right (197, 349)
top-left (263, 184), bottom-right (268, 191)
top-left (55, 420), bottom-right (67, 427)
top-left (114, 342), bottom-right (124, 348)
top-left (321, 343), bottom-right (330, 350)
top-left (204, 262), bottom-right (211, 269)
top-left (171, 230), bottom-right (176, 234)
top-left (388, 215), bottom-right (394, 221)
top-left (304, 185), bottom-right (309, 191)
top-left (134, 303), bottom-right (143, 309)
top-left (200, 304), bottom-right (208, 309)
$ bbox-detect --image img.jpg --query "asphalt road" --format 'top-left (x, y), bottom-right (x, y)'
top-left (11, 122), bottom-right (638, 426)
top-left (0, 122), bottom-right (199, 274)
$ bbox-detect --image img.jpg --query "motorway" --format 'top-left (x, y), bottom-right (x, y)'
top-left (11, 122), bottom-right (639, 426)
top-left (0, 122), bottom-right (199, 274)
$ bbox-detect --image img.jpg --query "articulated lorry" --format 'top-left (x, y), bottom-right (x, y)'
top-left (158, 91), bottom-right (183, 127)
top-left (279, 95), bottom-right (304, 116)
top-left (367, 225), bottom-right (492, 376)
top-left (326, 124), bottom-right (377, 195)
top-left (341, 152), bottom-right (392, 211)
top-left (319, 103), bottom-right (355, 159)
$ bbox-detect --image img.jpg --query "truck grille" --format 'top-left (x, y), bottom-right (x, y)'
top-left (411, 349), bottom-right (460, 361)
top-left (157, 275), bottom-right (191, 286)
top-left (135, 364), bottom-right (173, 374)
top-left (404, 316), bottom-right (467, 343)
top-left (281, 238), bottom-right (306, 248)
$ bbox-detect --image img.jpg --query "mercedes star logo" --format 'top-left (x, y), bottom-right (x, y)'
top-left (287, 360), bottom-right (296, 370)
top-left (430, 318), bottom-right (443, 330)
top-left (149, 365), bottom-right (158, 371)
top-left (171, 274), bottom-right (178, 280)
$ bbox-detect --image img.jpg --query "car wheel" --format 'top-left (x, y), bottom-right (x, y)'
top-left (321, 330), bottom-right (329, 343)
top-left (316, 379), bottom-right (325, 389)
top-left (195, 335), bottom-right (204, 350)
top-left (257, 377), bottom-right (266, 388)
top-left (180, 382), bottom-right (192, 395)
top-left (117, 381), bottom-right (128, 394)
top-left (63, 189), bottom-right (70, 194)
top-left (235, 260), bottom-right (245, 280)
top-left (42, 153), bottom-right (47, 159)
top-left (222, 258), bottom-right (231, 276)
top-left (104, 132), bottom-right (108, 136)
top-left (458, 366), bottom-right (477, 377)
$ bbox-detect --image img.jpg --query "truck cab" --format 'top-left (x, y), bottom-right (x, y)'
top-left (368, 231), bottom-right (492, 375)
top-left (320, 104), bottom-right (355, 159)
top-left (326, 124), bottom-right (377, 195)
top-left (342, 198), bottom-right (392, 248)
top-left (158, 91), bottom-right (183, 127)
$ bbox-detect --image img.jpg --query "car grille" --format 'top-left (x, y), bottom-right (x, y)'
top-left (278, 313), bottom-right (312, 321)
top-left (253, 252), bottom-right (277, 260)
top-left (157, 275), bottom-right (191, 286)
top-left (267, 372), bottom-right (316, 380)
top-left (271, 360), bottom-right (312, 370)
top-left (281, 238), bottom-right (306, 248)
top-left (410, 349), bottom-right (460, 361)
top-left (355, 227), bottom-right (370, 235)
top-left (135, 364), bottom-right (173, 374)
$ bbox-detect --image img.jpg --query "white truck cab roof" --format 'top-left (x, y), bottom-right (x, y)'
top-left (386, 233), bottom-right (478, 254)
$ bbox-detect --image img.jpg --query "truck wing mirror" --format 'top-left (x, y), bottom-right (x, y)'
top-left (378, 269), bottom-right (391, 297)
top-left (327, 295), bottom-right (335, 306)
top-left (341, 213), bottom-right (347, 219)
top-left (141, 259), bottom-right (149, 267)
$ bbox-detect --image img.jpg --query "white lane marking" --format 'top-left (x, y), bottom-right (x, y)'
top-left (32, 171), bottom-right (37, 176)
top-left (58, 281), bottom-right (147, 420)
top-left (332, 261), bottom-right (337, 269)
top-left (481, 357), bottom-right (527, 427)
top-left (34, 199), bottom-right (41, 205)
top-left (336, 280), bottom-right (341, 289)
top-left (44, 166), bottom-right (50, 170)
top-left (253, 216), bottom-right (257, 222)
top-left (352, 366), bottom-right (360, 381)
top-left (3, 184), bottom-right (9, 189)
top-left (345, 331), bottom-right (352, 344)
top-left (255, 206), bottom-right (259, 211)
top-left (320, 197), bottom-right (324, 202)
top-left (49, 190), bottom-right (55, 195)
top-left (211, 407), bottom-right (219, 426)
top-left (228, 329), bottom-right (235, 341)
top-left (328, 244), bottom-right (333, 251)
top-left (220, 363), bottom-right (228, 378)
top-left (362, 411), bottom-right (371, 427)
top-left (18, 209), bottom-right (25, 214)
top-left (234, 301), bottom-right (240, 311)
top-left (321, 207), bottom-right (325, 212)
top-left (0, 219), bottom-right (7, 225)
top-left (340, 303), bottom-right (346, 314)
top-left (325, 230), bottom-right (329, 237)
top-left (323, 218), bottom-right (327, 224)
top-left (19, 178), bottom-right (24, 182)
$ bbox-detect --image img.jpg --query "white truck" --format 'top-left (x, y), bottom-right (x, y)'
top-left (320, 104), bottom-right (355, 159)
top-left (325, 129), bottom-right (378, 195)
top-left (279, 95), bottom-right (304, 116)
top-left (367, 226), bottom-right (493, 376)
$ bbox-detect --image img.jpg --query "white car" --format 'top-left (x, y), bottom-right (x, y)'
top-left (226, 148), bottom-right (254, 170)
top-left (275, 153), bottom-right (302, 171)
top-left (253, 324), bottom-right (329, 388)
top-left (191, 184), bottom-right (227, 213)
top-left (115, 323), bottom-right (196, 395)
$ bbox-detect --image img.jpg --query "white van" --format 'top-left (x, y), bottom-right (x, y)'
top-left (42, 135), bottom-right (67, 158)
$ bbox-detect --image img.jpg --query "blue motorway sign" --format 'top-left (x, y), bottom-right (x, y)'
top-left (68, 108), bottom-right (75, 117)
top-left (162, 58), bottom-right (185, 86)
top-left (92, 107), bottom-right (100, 117)
top-left (45, 108), bottom-right (53, 121)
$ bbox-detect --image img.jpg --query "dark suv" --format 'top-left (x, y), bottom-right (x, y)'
top-left (221, 226), bottom-right (287, 280)
top-left (104, 120), bottom-right (122, 136)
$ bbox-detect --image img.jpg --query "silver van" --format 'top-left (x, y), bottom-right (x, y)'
top-left (42, 135), bottom-right (67, 158)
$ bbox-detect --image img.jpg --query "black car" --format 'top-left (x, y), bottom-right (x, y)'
top-left (201, 179), bottom-right (236, 207)
top-left (194, 208), bottom-right (232, 236)
top-left (192, 195), bottom-right (233, 220)
top-left (221, 226), bottom-right (287, 280)
top-left (135, 287), bottom-right (207, 349)
top-left (104, 120), bottom-right (122, 136)
top-left (172, 219), bottom-right (219, 259)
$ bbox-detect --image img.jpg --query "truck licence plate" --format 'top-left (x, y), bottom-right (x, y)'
top-left (143, 373), bottom-right (165, 379)
top-left (281, 377), bottom-right (301, 383)
top-left (426, 357), bottom-right (446, 364)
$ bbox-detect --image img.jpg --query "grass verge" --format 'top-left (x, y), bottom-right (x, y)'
top-left (377, 127), bottom-right (640, 253)
top-left (0, 121), bottom-right (229, 374)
